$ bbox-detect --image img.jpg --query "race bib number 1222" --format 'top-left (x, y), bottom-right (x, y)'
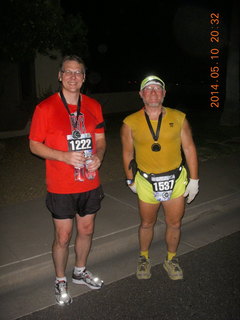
top-left (67, 134), bottom-right (92, 151)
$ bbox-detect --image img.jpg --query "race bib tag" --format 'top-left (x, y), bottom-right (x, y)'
top-left (67, 133), bottom-right (92, 152)
top-left (151, 174), bottom-right (176, 201)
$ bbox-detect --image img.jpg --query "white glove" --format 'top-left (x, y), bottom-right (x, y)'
top-left (128, 182), bottom-right (137, 193)
top-left (183, 179), bottom-right (199, 203)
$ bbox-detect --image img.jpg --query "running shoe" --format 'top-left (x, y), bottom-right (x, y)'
top-left (163, 257), bottom-right (183, 280)
top-left (72, 269), bottom-right (103, 289)
top-left (136, 256), bottom-right (151, 279)
top-left (55, 280), bottom-right (72, 306)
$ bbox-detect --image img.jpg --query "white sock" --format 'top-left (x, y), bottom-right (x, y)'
top-left (55, 276), bottom-right (67, 283)
top-left (74, 266), bottom-right (85, 274)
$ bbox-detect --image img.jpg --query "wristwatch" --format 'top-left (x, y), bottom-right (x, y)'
top-left (126, 179), bottom-right (134, 186)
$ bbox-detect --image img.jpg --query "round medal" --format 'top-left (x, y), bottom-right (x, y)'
top-left (72, 130), bottom-right (81, 139)
top-left (151, 143), bottom-right (161, 152)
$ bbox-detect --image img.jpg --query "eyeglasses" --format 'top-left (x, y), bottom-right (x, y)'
top-left (61, 70), bottom-right (85, 77)
top-left (144, 86), bottom-right (163, 92)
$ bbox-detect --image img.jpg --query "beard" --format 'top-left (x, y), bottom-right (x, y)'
top-left (147, 102), bottom-right (161, 107)
top-left (144, 100), bottom-right (164, 108)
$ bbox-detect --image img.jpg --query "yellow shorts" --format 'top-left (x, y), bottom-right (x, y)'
top-left (135, 166), bottom-right (188, 204)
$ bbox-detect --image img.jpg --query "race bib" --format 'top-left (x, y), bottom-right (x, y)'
top-left (151, 174), bottom-right (176, 201)
top-left (67, 133), bottom-right (92, 152)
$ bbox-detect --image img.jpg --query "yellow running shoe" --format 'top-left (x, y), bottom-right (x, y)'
top-left (136, 256), bottom-right (151, 279)
top-left (163, 257), bottom-right (183, 280)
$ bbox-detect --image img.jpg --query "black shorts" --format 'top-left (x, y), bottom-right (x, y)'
top-left (46, 186), bottom-right (104, 219)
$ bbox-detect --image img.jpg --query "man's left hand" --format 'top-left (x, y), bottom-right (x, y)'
top-left (183, 179), bottom-right (199, 203)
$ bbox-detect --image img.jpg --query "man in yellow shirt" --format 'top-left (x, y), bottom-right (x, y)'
top-left (121, 75), bottom-right (199, 280)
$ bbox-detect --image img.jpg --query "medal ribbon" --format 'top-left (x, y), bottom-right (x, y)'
top-left (144, 111), bottom-right (163, 143)
top-left (60, 90), bottom-right (81, 129)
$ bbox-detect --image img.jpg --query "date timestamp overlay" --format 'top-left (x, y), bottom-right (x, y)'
top-left (210, 13), bottom-right (220, 108)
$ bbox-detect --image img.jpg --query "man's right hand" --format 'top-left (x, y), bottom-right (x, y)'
top-left (128, 182), bottom-right (137, 193)
top-left (62, 151), bottom-right (85, 167)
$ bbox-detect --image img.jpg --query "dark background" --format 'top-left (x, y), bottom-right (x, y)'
top-left (61, 0), bottom-right (231, 99)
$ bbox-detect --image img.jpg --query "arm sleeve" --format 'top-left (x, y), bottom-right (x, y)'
top-left (94, 103), bottom-right (105, 133)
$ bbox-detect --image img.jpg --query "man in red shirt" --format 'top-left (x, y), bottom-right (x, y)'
top-left (29, 55), bottom-right (106, 305)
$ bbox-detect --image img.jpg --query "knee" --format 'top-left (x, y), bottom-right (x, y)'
top-left (165, 218), bottom-right (181, 229)
top-left (140, 220), bottom-right (155, 229)
top-left (55, 231), bottom-right (72, 247)
top-left (78, 222), bottom-right (94, 236)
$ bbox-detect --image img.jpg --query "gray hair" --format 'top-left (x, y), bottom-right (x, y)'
top-left (60, 55), bottom-right (86, 73)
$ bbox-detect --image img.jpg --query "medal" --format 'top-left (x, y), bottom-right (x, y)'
top-left (144, 111), bottom-right (163, 152)
top-left (151, 143), bottom-right (161, 152)
top-left (72, 130), bottom-right (81, 139)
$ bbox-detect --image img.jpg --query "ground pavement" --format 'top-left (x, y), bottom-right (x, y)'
top-left (0, 152), bottom-right (239, 319)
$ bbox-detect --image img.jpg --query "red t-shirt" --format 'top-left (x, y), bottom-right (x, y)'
top-left (29, 93), bottom-right (105, 194)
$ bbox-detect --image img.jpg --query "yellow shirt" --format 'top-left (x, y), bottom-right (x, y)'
top-left (123, 107), bottom-right (185, 174)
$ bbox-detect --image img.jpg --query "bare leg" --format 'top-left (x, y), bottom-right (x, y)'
top-left (74, 214), bottom-right (96, 267)
top-left (138, 200), bottom-right (160, 252)
top-left (52, 218), bottom-right (73, 278)
top-left (162, 196), bottom-right (185, 253)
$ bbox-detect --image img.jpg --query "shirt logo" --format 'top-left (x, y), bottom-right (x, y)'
top-left (169, 122), bottom-right (174, 127)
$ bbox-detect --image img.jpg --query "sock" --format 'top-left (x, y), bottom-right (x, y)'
top-left (140, 250), bottom-right (149, 259)
top-left (74, 266), bottom-right (85, 275)
top-left (167, 251), bottom-right (176, 261)
top-left (56, 276), bottom-right (67, 283)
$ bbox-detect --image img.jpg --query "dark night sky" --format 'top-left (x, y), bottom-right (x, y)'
top-left (61, 0), bottom-right (231, 95)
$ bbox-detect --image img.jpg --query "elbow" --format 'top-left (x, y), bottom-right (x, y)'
top-left (183, 143), bottom-right (197, 156)
top-left (29, 140), bottom-right (34, 153)
top-left (123, 151), bottom-right (134, 161)
top-left (29, 140), bottom-right (39, 155)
